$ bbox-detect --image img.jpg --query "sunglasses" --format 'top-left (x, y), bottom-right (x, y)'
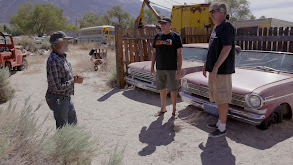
top-left (160, 22), bottom-right (167, 25)
top-left (209, 8), bottom-right (220, 14)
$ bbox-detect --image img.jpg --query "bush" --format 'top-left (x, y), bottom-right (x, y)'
top-left (45, 124), bottom-right (99, 165)
top-left (0, 68), bottom-right (15, 103)
top-left (19, 36), bottom-right (37, 52)
top-left (103, 146), bottom-right (125, 165)
top-left (37, 38), bottom-right (51, 50)
top-left (0, 99), bottom-right (100, 165)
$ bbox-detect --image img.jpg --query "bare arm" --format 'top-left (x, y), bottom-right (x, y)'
top-left (175, 48), bottom-right (182, 80)
top-left (211, 45), bottom-right (232, 81)
top-left (150, 48), bottom-right (156, 75)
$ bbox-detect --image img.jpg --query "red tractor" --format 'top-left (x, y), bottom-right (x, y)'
top-left (0, 32), bottom-right (28, 75)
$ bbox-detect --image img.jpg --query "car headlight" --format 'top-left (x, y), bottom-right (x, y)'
top-left (181, 78), bottom-right (188, 90)
top-left (127, 68), bottom-right (132, 75)
top-left (245, 94), bottom-right (263, 108)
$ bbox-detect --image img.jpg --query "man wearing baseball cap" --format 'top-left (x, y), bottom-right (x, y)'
top-left (151, 17), bottom-right (183, 119)
top-left (45, 31), bottom-right (83, 129)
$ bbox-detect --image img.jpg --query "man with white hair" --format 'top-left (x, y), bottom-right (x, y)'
top-left (203, 2), bottom-right (236, 138)
top-left (45, 31), bottom-right (83, 129)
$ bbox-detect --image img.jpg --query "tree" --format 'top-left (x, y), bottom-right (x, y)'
top-left (205, 0), bottom-right (254, 23)
top-left (10, 2), bottom-right (69, 36)
top-left (250, 15), bottom-right (256, 20)
top-left (259, 16), bottom-right (266, 19)
top-left (106, 5), bottom-right (130, 28)
top-left (78, 12), bottom-right (100, 28)
top-left (3, 25), bottom-right (12, 35)
top-left (144, 9), bottom-right (161, 24)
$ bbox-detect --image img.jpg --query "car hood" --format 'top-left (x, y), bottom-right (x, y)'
top-left (128, 61), bottom-right (204, 73)
top-left (184, 68), bottom-right (291, 95)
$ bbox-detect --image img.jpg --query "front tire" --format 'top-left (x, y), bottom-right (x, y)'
top-left (17, 57), bottom-right (28, 71)
top-left (257, 106), bottom-right (283, 130)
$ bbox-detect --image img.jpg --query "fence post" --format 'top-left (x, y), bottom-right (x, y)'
top-left (115, 25), bottom-right (125, 89)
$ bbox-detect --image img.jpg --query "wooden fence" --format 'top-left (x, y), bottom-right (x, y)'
top-left (115, 25), bottom-right (293, 88)
top-left (236, 27), bottom-right (293, 53)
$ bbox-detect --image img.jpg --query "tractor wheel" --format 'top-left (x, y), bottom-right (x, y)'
top-left (5, 62), bottom-right (11, 76)
top-left (17, 57), bottom-right (28, 71)
top-left (256, 106), bottom-right (283, 130)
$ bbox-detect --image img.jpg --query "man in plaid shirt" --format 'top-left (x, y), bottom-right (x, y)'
top-left (45, 31), bottom-right (83, 129)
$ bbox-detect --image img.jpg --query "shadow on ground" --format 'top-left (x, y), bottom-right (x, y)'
top-left (178, 105), bottom-right (293, 150)
top-left (138, 115), bottom-right (175, 156)
top-left (122, 87), bottom-right (182, 107)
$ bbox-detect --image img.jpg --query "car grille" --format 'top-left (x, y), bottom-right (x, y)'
top-left (130, 69), bottom-right (155, 83)
top-left (187, 83), bottom-right (248, 108)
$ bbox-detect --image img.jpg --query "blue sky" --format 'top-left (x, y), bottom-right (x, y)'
top-left (144, 0), bottom-right (293, 22)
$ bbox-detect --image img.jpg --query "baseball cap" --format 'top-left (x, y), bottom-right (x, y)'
top-left (49, 31), bottom-right (73, 43)
top-left (158, 17), bottom-right (172, 23)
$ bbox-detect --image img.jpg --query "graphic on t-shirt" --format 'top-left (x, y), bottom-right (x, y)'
top-left (155, 39), bottom-right (172, 45)
top-left (209, 28), bottom-right (217, 47)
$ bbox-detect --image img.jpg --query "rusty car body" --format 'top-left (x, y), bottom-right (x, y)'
top-left (179, 50), bottom-right (293, 129)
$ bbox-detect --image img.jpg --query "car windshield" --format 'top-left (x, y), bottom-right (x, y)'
top-left (0, 36), bottom-right (12, 45)
top-left (182, 47), bottom-right (207, 62)
top-left (235, 51), bottom-right (293, 73)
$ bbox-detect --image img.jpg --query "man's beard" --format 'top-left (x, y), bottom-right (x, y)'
top-left (61, 44), bottom-right (69, 53)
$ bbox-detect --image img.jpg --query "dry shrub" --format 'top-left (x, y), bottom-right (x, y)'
top-left (19, 36), bottom-right (37, 52)
top-left (0, 68), bottom-right (15, 103)
top-left (0, 99), bottom-right (101, 165)
top-left (45, 125), bottom-right (99, 165)
top-left (24, 54), bottom-right (48, 75)
top-left (36, 38), bottom-right (51, 50)
top-left (77, 42), bottom-right (100, 50)
top-left (102, 145), bottom-right (125, 165)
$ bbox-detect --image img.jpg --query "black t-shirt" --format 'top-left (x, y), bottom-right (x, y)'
top-left (205, 20), bottom-right (235, 74)
top-left (152, 31), bottom-right (183, 70)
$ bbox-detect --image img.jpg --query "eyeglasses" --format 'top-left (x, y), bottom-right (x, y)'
top-left (209, 8), bottom-right (220, 14)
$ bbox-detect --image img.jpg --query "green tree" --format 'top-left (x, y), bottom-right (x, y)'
top-left (106, 5), bottom-right (130, 28)
top-left (78, 12), bottom-right (100, 28)
top-left (205, 0), bottom-right (254, 23)
top-left (10, 2), bottom-right (68, 36)
top-left (0, 25), bottom-right (3, 32)
top-left (250, 15), bottom-right (256, 20)
top-left (3, 25), bottom-right (12, 34)
top-left (259, 16), bottom-right (266, 19)
top-left (144, 9), bottom-right (161, 24)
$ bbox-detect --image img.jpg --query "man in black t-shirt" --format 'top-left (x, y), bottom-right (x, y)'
top-left (203, 2), bottom-right (235, 138)
top-left (151, 17), bottom-right (183, 119)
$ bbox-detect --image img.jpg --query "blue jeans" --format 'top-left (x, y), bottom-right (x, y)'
top-left (45, 92), bottom-right (77, 129)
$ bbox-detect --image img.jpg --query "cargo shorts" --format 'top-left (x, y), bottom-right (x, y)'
top-left (156, 70), bottom-right (178, 91)
top-left (208, 73), bottom-right (232, 105)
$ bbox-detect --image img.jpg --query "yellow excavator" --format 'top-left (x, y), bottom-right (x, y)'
top-left (135, 0), bottom-right (215, 35)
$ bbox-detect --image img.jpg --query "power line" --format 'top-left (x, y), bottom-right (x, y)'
top-left (169, 0), bottom-right (183, 5)
top-left (163, 0), bottom-right (173, 6)
top-left (149, 1), bottom-right (172, 11)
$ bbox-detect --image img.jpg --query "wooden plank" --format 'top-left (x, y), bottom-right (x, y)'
top-left (146, 39), bottom-right (153, 60)
top-left (124, 40), bottom-right (129, 65)
top-left (134, 40), bottom-right (139, 62)
top-left (267, 27), bottom-right (273, 51)
top-left (244, 28), bottom-right (249, 50)
top-left (138, 39), bottom-right (144, 61)
top-left (115, 25), bottom-right (125, 88)
top-left (289, 27), bottom-right (293, 53)
top-left (283, 27), bottom-right (289, 52)
top-left (257, 28), bottom-right (263, 50)
top-left (252, 28), bottom-right (257, 50)
top-left (272, 27), bottom-right (278, 51)
top-left (235, 35), bottom-right (293, 41)
top-left (129, 40), bottom-right (134, 63)
top-left (278, 27), bottom-right (284, 51)
top-left (262, 28), bottom-right (268, 51)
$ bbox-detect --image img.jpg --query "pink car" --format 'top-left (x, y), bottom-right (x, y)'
top-left (180, 50), bottom-right (293, 130)
top-left (126, 43), bottom-right (209, 92)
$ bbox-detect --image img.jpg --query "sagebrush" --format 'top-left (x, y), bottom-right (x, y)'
top-left (0, 68), bottom-right (15, 102)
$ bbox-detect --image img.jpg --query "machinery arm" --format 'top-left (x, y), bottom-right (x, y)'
top-left (135, 0), bottom-right (161, 29)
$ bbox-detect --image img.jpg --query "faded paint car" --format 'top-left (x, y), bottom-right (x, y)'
top-left (180, 50), bottom-right (293, 130)
top-left (126, 43), bottom-right (209, 92)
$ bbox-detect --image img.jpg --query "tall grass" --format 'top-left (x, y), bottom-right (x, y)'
top-left (0, 68), bottom-right (15, 103)
top-left (0, 99), bottom-right (124, 164)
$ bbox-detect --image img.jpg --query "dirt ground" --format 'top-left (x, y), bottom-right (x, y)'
top-left (2, 45), bottom-right (293, 165)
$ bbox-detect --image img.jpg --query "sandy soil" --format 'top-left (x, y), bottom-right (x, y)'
top-left (1, 45), bottom-right (293, 165)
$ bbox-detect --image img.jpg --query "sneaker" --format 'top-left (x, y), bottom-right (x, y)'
top-left (206, 123), bottom-right (218, 129)
top-left (209, 129), bottom-right (227, 138)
